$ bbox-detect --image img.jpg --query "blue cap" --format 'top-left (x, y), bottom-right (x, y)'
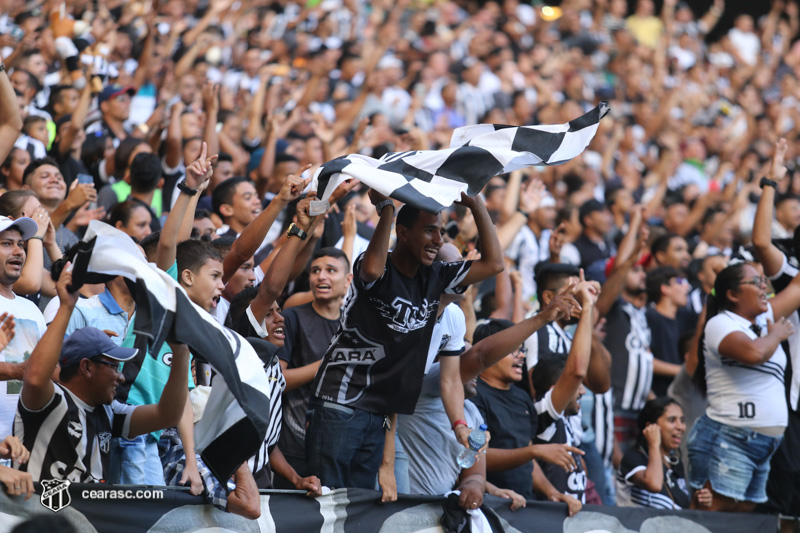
top-left (98, 84), bottom-right (135, 104)
top-left (59, 327), bottom-right (138, 369)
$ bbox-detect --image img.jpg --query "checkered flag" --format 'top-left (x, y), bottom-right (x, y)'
top-left (309, 102), bottom-right (609, 215)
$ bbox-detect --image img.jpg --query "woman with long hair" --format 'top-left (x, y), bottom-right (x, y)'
top-left (616, 397), bottom-right (712, 509)
top-left (689, 261), bottom-right (799, 512)
top-left (105, 200), bottom-right (153, 242)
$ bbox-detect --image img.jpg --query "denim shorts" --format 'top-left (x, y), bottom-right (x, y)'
top-left (687, 414), bottom-right (783, 503)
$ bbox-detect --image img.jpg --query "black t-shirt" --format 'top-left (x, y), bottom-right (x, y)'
top-left (646, 307), bottom-right (682, 397)
top-left (471, 378), bottom-right (539, 500)
top-left (616, 445), bottom-right (690, 509)
top-left (277, 303), bottom-right (340, 461)
top-left (604, 298), bottom-right (653, 412)
top-left (534, 389), bottom-right (586, 503)
top-left (573, 233), bottom-right (612, 271)
top-left (311, 253), bottom-right (472, 414)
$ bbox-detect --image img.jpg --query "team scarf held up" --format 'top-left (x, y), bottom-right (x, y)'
top-left (68, 221), bottom-right (273, 485)
top-left (309, 102), bottom-right (610, 216)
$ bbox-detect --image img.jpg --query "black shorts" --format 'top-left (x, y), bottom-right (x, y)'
top-left (760, 408), bottom-right (800, 517)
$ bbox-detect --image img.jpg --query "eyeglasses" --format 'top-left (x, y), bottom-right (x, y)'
top-left (92, 358), bottom-right (123, 373)
top-left (738, 276), bottom-right (768, 288)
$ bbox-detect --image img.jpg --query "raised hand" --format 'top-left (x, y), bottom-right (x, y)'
top-left (540, 281), bottom-right (580, 323)
top-left (55, 261), bottom-right (80, 309)
top-left (0, 313), bottom-right (14, 353)
top-left (519, 179), bottom-right (546, 214)
top-left (771, 138), bottom-right (788, 182)
top-left (574, 269), bottom-right (600, 306)
top-left (643, 424), bottom-right (661, 450)
top-left (185, 142), bottom-right (219, 190)
top-left (278, 164), bottom-right (312, 203)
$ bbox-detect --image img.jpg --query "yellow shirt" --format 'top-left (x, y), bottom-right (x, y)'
top-left (625, 15), bottom-right (664, 48)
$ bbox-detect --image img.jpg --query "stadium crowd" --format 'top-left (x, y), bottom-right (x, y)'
top-left (0, 0), bottom-right (800, 529)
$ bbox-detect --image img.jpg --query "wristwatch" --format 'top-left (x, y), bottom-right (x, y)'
top-left (760, 177), bottom-right (778, 189)
top-left (177, 180), bottom-right (198, 196)
top-left (286, 222), bottom-right (308, 241)
top-left (375, 199), bottom-right (394, 214)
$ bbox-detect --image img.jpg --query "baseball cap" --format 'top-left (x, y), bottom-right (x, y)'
top-left (59, 327), bottom-right (138, 369)
top-left (98, 84), bottom-right (136, 104)
top-left (0, 216), bottom-right (37, 240)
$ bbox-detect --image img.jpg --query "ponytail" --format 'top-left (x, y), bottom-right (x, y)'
top-left (693, 263), bottom-right (747, 396)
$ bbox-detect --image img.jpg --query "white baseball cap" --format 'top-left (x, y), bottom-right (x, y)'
top-left (0, 216), bottom-right (38, 240)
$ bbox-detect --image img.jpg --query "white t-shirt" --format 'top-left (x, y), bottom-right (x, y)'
top-left (424, 304), bottom-right (467, 374)
top-left (703, 305), bottom-right (788, 429)
top-left (0, 294), bottom-right (47, 438)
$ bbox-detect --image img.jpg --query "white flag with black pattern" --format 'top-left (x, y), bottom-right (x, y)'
top-left (309, 102), bottom-right (609, 215)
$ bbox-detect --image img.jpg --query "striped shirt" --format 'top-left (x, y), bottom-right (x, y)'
top-left (14, 384), bottom-right (135, 482)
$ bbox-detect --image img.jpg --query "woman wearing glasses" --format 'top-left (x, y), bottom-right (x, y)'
top-left (689, 262), bottom-right (799, 512)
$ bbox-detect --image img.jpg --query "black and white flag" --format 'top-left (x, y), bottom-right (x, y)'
top-left (309, 102), bottom-right (609, 215)
top-left (74, 221), bottom-right (272, 485)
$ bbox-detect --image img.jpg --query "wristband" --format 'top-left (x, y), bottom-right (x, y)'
top-left (177, 180), bottom-right (199, 196)
top-left (452, 419), bottom-right (468, 431)
top-left (0, 63), bottom-right (5, 74)
top-left (29, 235), bottom-right (43, 242)
top-left (760, 177), bottom-right (777, 190)
top-left (517, 208), bottom-right (529, 217)
top-left (375, 199), bottom-right (395, 214)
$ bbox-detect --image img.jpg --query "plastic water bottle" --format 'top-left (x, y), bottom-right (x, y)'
top-left (456, 424), bottom-right (488, 469)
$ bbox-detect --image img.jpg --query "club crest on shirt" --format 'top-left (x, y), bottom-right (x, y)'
top-left (329, 328), bottom-right (386, 365)
top-left (67, 421), bottom-right (82, 440)
top-left (40, 478), bottom-right (71, 512)
top-left (98, 432), bottom-right (111, 453)
top-left (374, 297), bottom-right (436, 333)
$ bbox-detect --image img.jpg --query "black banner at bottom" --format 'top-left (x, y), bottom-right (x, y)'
top-left (0, 483), bottom-right (778, 532)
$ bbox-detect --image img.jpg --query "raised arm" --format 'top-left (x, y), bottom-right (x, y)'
top-left (250, 196), bottom-right (321, 321)
top-left (752, 138), bottom-right (787, 277)
top-left (201, 83), bottom-right (220, 159)
top-left (456, 194), bottom-right (505, 287)
top-left (596, 208), bottom-right (648, 318)
top-left (21, 263), bottom-right (78, 411)
top-left (164, 102), bottom-right (185, 170)
top-left (128, 341), bottom-right (190, 437)
top-left (460, 285), bottom-right (577, 382)
top-left (0, 56), bottom-right (22, 165)
top-left (550, 274), bottom-right (597, 415)
top-left (359, 190), bottom-right (395, 283)
top-left (58, 76), bottom-right (92, 158)
top-left (157, 142), bottom-right (217, 270)
top-left (222, 169), bottom-right (309, 283)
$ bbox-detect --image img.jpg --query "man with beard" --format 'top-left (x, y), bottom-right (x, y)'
top-left (0, 215), bottom-right (41, 439)
top-left (400, 286), bottom-right (580, 513)
top-left (595, 206), bottom-right (653, 453)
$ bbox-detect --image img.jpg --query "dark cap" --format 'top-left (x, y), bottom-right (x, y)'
top-left (98, 84), bottom-right (136, 104)
top-left (59, 327), bottom-right (138, 369)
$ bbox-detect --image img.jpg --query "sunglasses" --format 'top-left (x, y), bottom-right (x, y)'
top-left (92, 358), bottom-right (123, 373)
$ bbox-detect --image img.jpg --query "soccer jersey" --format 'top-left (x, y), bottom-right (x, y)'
top-left (534, 388), bottom-right (587, 503)
top-left (603, 298), bottom-right (653, 412)
top-left (425, 303), bottom-right (467, 374)
top-left (506, 225), bottom-right (552, 306)
top-left (312, 253), bottom-right (472, 414)
top-left (768, 254), bottom-right (800, 412)
top-left (703, 305), bottom-right (787, 428)
top-left (14, 384), bottom-right (136, 482)
top-left (616, 446), bottom-right (690, 509)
